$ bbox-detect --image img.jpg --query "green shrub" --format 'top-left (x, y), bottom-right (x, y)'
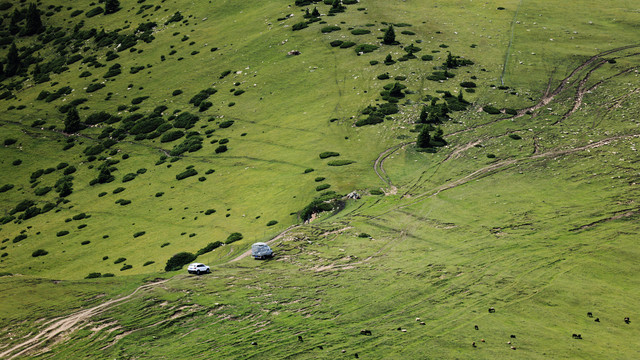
top-left (321, 25), bottom-right (341, 33)
top-left (56, 230), bottom-right (69, 237)
top-left (86, 6), bottom-right (104, 18)
top-left (12, 160), bottom-right (22, 166)
top-left (143, 261), bottom-right (155, 266)
top-left (103, 273), bottom-right (115, 277)
top-left (112, 187), bottom-right (125, 194)
top-left (155, 192), bottom-right (164, 197)
top-left (315, 177), bottom-right (326, 182)
top-left (328, 160), bottom-right (355, 166)
top-left (215, 145), bottom-right (228, 154)
top-left (421, 54), bottom-right (433, 61)
top-left (32, 249), bottom-right (49, 257)
top-left (358, 233), bottom-right (371, 238)
top-left (505, 108), bottom-right (518, 115)
top-left (233, 89), bottom-right (245, 96)
top-left (122, 173), bottom-right (137, 182)
top-left (85, 272), bottom-right (101, 279)
top-left (205, 209), bottom-right (216, 215)
top-left (377, 73), bottom-right (390, 80)
top-left (114, 257), bottom-right (126, 264)
top-left (304, 168), bottom-right (314, 173)
top-left (292, 21), bottom-right (311, 31)
top-left (120, 264), bottom-right (132, 271)
top-left (161, 242), bottom-right (170, 248)
top-left (4, 138), bottom-right (17, 146)
top-left (98, 192), bottom-right (107, 197)
top-left (370, 189), bottom-right (384, 195)
top-left (161, 130), bottom-right (185, 143)
top-left (13, 234), bottom-right (27, 243)
top-left (219, 70), bottom-right (232, 79)
top-left (266, 220), bottom-right (278, 226)
top-left (165, 252), bottom-right (196, 271)
top-left (225, 232), bottom-right (243, 244)
top-left (0, 184), bottom-right (14, 193)
top-left (319, 151), bottom-right (340, 159)
top-left (355, 44), bottom-right (379, 53)
top-left (316, 184), bottom-right (331, 191)
top-left (460, 81), bottom-right (477, 88)
top-left (487, 153), bottom-right (496, 158)
top-left (330, 40), bottom-right (344, 47)
top-left (509, 133), bottom-right (522, 140)
top-left (219, 120), bottom-right (234, 128)
top-left (351, 29), bottom-right (371, 35)
top-left (339, 41), bottom-right (356, 48)
top-left (196, 241), bottom-right (223, 256)
top-left (86, 83), bottom-right (106, 93)
top-left (483, 106), bottom-right (501, 114)
top-left (115, 199), bottom-right (131, 205)
top-left (176, 169), bottom-right (198, 180)
top-left (34, 186), bottom-right (52, 196)
top-left (81, 240), bottom-right (90, 245)
top-left (133, 231), bottom-right (146, 238)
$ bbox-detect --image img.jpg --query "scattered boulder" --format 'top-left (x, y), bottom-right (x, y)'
top-left (346, 191), bottom-right (361, 199)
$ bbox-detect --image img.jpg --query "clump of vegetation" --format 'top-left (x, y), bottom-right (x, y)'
top-left (319, 151), bottom-right (340, 159)
top-left (266, 220), bottom-right (278, 226)
top-left (196, 241), bottom-right (223, 256)
top-left (225, 232), bottom-right (243, 244)
top-left (165, 252), bottom-right (196, 271)
top-left (176, 168), bottom-right (198, 180)
top-left (328, 160), bottom-right (355, 166)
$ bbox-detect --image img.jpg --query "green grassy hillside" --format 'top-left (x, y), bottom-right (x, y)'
top-left (0, 0), bottom-right (639, 358)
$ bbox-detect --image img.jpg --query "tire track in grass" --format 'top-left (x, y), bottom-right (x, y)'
top-left (500, 0), bottom-right (523, 86)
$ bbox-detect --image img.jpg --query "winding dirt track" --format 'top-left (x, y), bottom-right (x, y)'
top-left (0, 279), bottom-right (168, 359)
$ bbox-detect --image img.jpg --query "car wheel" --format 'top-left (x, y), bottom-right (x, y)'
top-left (206, 269), bottom-right (211, 274)
top-left (196, 270), bottom-right (200, 275)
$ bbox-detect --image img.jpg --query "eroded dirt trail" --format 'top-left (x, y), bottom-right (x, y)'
top-left (0, 279), bottom-right (168, 359)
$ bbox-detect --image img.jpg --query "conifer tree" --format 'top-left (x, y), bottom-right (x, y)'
top-left (64, 107), bottom-right (82, 133)
top-left (383, 25), bottom-right (396, 45)
top-left (312, 7), bottom-right (320, 17)
top-left (24, 3), bottom-right (44, 36)
top-left (104, 0), bottom-right (121, 15)
top-left (5, 43), bottom-right (21, 77)
top-left (417, 126), bottom-right (431, 148)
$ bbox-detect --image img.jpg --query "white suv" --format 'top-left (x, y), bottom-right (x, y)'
top-left (187, 263), bottom-right (211, 275)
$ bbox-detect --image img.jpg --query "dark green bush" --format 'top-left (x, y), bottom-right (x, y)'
top-left (377, 73), bottom-right (390, 80)
top-left (327, 160), bottom-right (355, 166)
top-left (339, 41), bottom-right (356, 48)
top-left (176, 169), bottom-right (198, 180)
top-left (330, 40), bottom-right (344, 47)
top-left (86, 6), bottom-right (104, 18)
top-left (351, 29), bottom-right (371, 35)
top-left (34, 186), bottom-right (52, 196)
top-left (4, 138), bottom-right (17, 146)
top-left (131, 96), bottom-right (149, 105)
top-left (215, 145), bottom-right (228, 154)
top-left (81, 240), bottom-right (90, 245)
top-left (304, 168), bottom-right (314, 173)
top-left (85, 272), bottom-right (101, 279)
top-left (86, 83), bottom-right (106, 93)
top-left (370, 189), bottom-right (384, 195)
top-left (114, 257), bottom-right (126, 264)
top-left (173, 112), bottom-right (199, 129)
top-left (358, 233), bottom-right (371, 238)
top-left (483, 106), bottom-right (501, 114)
top-left (63, 166), bottom-right (77, 175)
top-left (354, 44), bottom-right (378, 53)
top-left (103, 273), bottom-right (115, 277)
top-left (266, 220), bottom-right (278, 226)
top-left (0, 184), bottom-right (14, 193)
top-left (315, 177), bottom-right (326, 182)
top-left (196, 241), bottom-right (223, 256)
top-left (56, 230), bottom-right (69, 237)
top-left (122, 173), bottom-right (137, 182)
top-left (219, 120), bottom-right (234, 128)
top-left (13, 234), bottom-right (27, 243)
top-left (113, 187), bottom-right (125, 194)
top-left (143, 261), bottom-right (155, 266)
top-left (225, 232), bottom-right (243, 244)
top-left (12, 160), bottom-right (22, 166)
top-left (120, 264), bottom-right (132, 271)
top-left (321, 25), bottom-right (341, 33)
top-left (161, 130), bottom-right (185, 143)
top-left (319, 151), bottom-right (340, 159)
top-left (316, 184), bottom-right (331, 191)
top-left (205, 209), bottom-right (216, 215)
top-left (104, 64), bottom-right (122, 78)
top-left (292, 22), bottom-right (309, 31)
top-left (164, 252), bottom-right (196, 271)
top-left (115, 199), bottom-right (131, 205)
top-left (460, 81), bottom-right (477, 88)
top-left (172, 89), bottom-right (183, 96)
top-left (133, 231), bottom-right (146, 238)
top-left (32, 249), bottom-right (49, 257)
top-left (509, 133), bottom-right (522, 140)
top-left (421, 54), bottom-right (433, 61)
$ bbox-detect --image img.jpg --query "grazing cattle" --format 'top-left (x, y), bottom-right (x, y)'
top-left (510, 334), bottom-right (516, 339)
top-left (251, 341), bottom-right (258, 346)
top-left (595, 318), bottom-right (600, 322)
top-left (572, 334), bottom-right (582, 339)
top-left (298, 335), bottom-right (303, 342)
top-left (587, 312), bottom-right (593, 317)
top-left (355, 353), bottom-right (359, 359)
top-left (488, 307), bottom-right (496, 313)
top-left (420, 322), bottom-right (426, 325)
top-left (472, 342), bottom-right (477, 348)
top-left (624, 317), bottom-right (630, 324)
top-left (474, 325), bottom-right (479, 330)
top-left (511, 346), bottom-right (517, 350)
top-left (416, 317), bottom-right (421, 322)
top-left (481, 339), bottom-right (485, 342)
top-left (360, 329), bottom-right (372, 336)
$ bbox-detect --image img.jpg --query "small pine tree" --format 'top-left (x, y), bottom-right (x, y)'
top-left (384, 54), bottom-right (393, 64)
top-left (64, 107), bottom-right (82, 133)
top-left (5, 43), bottom-right (21, 77)
top-left (419, 106), bottom-right (428, 123)
top-left (311, 7), bottom-right (320, 17)
top-left (332, 0), bottom-right (341, 9)
top-left (417, 126), bottom-right (431, 148)
top-left (457, 91), bottom-right (464, 102)
top-left (104, 0), bottom-right (121, 14)
top-left (24, 3), bottom-right (44, 36)
top-left (96, 166), bottom-right (113, 184)
top-left (57, 179), bottom-right (73, 197)
top-left (383, 25), bottom-right (396, 45)
top-left (9, 10), bottom-right (21, 35)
